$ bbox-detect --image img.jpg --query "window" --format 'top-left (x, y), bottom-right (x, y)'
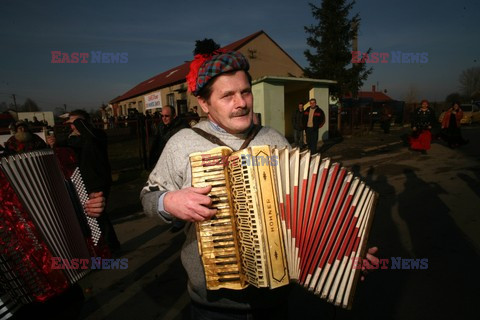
top-left (167, 93), bottom-right (175, 107)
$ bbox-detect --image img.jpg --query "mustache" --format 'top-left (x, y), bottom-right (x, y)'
top-left (230, 108), bottom-right (250, 118)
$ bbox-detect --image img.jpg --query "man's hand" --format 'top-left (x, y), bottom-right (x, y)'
top-left (85, 192), bottom-right (105, 218)
top-left (361, 246), bottom-right (379, 281)
top-left (164, 186), bottom-right (217, 222)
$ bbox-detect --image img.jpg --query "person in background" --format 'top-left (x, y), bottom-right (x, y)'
top-left (4, 121), bottom-right (47, 154)
top-left (47, 109), bottom-right (121, 252)
top-left (302, 98), bottom-right (325, 154)
top-left (409, 99), bottom-right (436, 154)
top-left (441, 101), bottom-right (468, 148)
top-left (291, 102), bottom-right (305, 148)
top-left (149, 105), bottom-right (189, 170)
top-left (380, 104), bottom-right (392, 134)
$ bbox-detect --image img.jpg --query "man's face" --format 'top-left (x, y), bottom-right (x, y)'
top-left (15, 126), bottom-right (32, 142)
top-left (421, 102), bottom-right (428, 108)
top-left (197, 70), bottom-right (253, 134)
top-left (161, 108), bottom-right (173, 125)
top-left (298, 104), bottom-right (304, 111)
top-left (309, 99), bottom-right (317, 108)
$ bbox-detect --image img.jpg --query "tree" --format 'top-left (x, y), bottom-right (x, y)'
top-left (20, 98), bottom-right (41, 112)
top-left (304, 0), bottom-right (372, 99)
top-left (445, 92), bottom-right (463, 105)
top-left (0, 101), bottom-right (9, 112)
top-left (459, 66), bottom-right (480, 101)
top-left (405, 85), bottom-right (420, 105)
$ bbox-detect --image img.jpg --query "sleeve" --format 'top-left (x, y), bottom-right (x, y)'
top-left (302, 108), bottom-right (308, 127)
top-left (33, 134), bottom-right (48, 149)
top-left (140, 131), bottom-right (190, 222)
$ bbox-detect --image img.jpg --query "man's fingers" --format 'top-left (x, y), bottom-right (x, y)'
top-left (85, 192), bottom-right (106, 217)
top-left (189, 208), bottom-right (217, 222)
top-left (192, 185), bottom-right (213, 195)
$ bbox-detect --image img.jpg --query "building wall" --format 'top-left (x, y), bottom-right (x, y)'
top-left (252, 82), bottom-right (286, 135)
top-left (117, 96), bottom-right (145, 116)
top-left (237, 33), bottom-right (304, 80)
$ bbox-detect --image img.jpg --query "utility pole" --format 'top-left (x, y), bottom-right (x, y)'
top-left (12, 94), bottom-right (17, 112)
top-left (63, 104), bottom-right (67, 112)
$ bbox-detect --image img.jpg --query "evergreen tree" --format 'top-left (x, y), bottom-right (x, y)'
top-left (304, 0), bottom-right (372, 98)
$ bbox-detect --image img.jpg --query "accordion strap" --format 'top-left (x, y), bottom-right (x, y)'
top-left (191, 125), bottom-right (262, 151)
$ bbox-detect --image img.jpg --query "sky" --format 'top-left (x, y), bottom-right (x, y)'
top-left (1, 0), bottom-right (479, 112)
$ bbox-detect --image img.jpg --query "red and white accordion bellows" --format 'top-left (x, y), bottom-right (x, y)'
top-left (190, 145), bottom-right (377, 310)
top-left (0, 149), bottom-right (104, 317)
top-left (274, 147), bottom-right (377, 309)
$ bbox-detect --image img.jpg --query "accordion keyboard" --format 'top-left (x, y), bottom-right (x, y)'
top-left (70, 168), bottom-right (102, 246)
top-left (190, 147), bottom-right (246, 290)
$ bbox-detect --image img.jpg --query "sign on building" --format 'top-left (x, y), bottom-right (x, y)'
top-left (144, 92), bottom-right (162, 110)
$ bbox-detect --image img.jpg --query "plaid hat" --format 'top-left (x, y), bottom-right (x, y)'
top-left (186, 50), bottom-right (250, 96)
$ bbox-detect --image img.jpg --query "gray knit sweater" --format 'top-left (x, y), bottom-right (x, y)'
top-left (140, 120), bottom-right (291, 310)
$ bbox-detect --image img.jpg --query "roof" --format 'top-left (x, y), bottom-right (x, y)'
top-left (253, 76), bottom-right (336, 85)
top-left (110, 30), bottom-right (301, 104)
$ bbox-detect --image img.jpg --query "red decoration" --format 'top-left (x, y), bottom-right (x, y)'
top-left (186, 49), bottom-right (226, 94)
top-left (0, 170), bottom-right (69, 302)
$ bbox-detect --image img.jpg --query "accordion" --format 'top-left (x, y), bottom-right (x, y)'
top-left (0, 149), bottom-right (104, 319)
top-left (190, 145), bottom-right (377, 309)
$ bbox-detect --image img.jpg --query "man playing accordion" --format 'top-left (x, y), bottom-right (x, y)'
top-left (141, 39), bottom-right (378, 319)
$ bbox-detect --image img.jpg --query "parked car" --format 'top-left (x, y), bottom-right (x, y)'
top-left (460, 104), bottom-right (480, 125)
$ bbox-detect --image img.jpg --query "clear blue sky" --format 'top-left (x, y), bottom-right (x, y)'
top-left (1, 0), bottom-right (479, 112)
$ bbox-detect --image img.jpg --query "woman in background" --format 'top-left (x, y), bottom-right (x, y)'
top-left (441, 102), bottom-right (468, 148)
top-left (410, 100), bottom-right (436, 154)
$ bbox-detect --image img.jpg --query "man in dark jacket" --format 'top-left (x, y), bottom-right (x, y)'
top-left (49, 109), bottom-right (120, 252)
top-left (149, 105), bottom-right (189, 170)
top-left (291, 102), bottom-right (305, 148)
top-left (302, 98), bottom-right (325, 154)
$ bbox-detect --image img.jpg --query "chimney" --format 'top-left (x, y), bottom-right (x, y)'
top-left (372, 85), bottom-right (376, 93)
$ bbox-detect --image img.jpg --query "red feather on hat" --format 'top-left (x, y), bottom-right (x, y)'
top-left (186, 54), bottom-right (208, 94)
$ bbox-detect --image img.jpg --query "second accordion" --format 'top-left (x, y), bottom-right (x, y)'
top-left (190, 145), bottom-right (377, 309)
top-left (0, 149), bottom-right (105, 319)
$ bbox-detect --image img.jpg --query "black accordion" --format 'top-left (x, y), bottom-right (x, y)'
top-left (0, 149), bottom-right (105, 319)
